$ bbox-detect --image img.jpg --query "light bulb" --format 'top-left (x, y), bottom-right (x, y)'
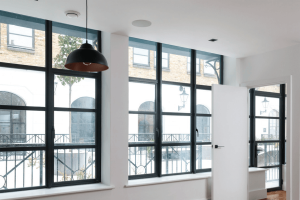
top-left (83, 62), bottom-right (92, 66)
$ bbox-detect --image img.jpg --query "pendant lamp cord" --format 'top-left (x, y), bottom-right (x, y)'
top-left (86, 0), bottom-right (88, 43)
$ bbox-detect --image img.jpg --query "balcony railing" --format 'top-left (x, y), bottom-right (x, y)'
top-left (128, 133), bottom-right (211, 143)
top-left (0, 133), bottom-right (95, 190)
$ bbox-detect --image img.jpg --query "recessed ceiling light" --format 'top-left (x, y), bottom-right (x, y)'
top-left (65, 10), bottom-right (80, 18)
top-left (132, 20), bottom-right (152, 27)
top-left (209, 39), bottom-right (218, 42)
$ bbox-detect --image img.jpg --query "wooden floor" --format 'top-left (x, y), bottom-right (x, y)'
top-left (260, 190), bottom-right (286, 200)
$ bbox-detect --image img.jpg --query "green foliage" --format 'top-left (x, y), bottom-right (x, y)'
top-left (53, 35), bottom-right (84, 86)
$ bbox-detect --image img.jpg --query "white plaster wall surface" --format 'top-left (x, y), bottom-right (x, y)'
top-left (239, 44), bottom-right (300, 200)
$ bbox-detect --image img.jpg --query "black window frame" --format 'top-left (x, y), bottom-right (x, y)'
top-left (128, 40), bottom-right (223, 180)
top-left (249, 85), bottom-right (286, 192)
top-left (187, 57), bottom-right (200, 75)
top-left (7, 24), bottom-right (35, 53)
top-left (0, 18), bottom-right (102, 193)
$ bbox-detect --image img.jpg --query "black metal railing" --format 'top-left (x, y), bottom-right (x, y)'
top-left (0, 133), bottom-right (96, 190)
top-left (128, 133), bottom-right (211, 143)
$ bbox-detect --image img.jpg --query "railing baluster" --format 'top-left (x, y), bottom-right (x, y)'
top-left (14, 151), bottom-right (16, 189)
top-left (31, 152), bottom-right (33, 187)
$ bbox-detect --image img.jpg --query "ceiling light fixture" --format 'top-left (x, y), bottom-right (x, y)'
top-left (132, 20), bottom-right (152, 27)
top-left (209, 39), bottom-right (218, 42)
top-left (65, 11), bottom-right (80, 18)
top-left (65, 0), bottom-right (109, 72)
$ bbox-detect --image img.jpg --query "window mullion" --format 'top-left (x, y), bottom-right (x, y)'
top-left (95, 30), bottom-right (102, 182)
top-left (191, 49), bottom-right (196, 173)
top-left (45, 20), bottom-right (54, 188)
top-left (156, 42), bottom-right (162, 177)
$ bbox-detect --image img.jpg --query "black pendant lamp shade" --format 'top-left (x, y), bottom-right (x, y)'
top-left (64, 0), bottom-right (109, 72)
top-left (65, 43), bottom-right (108, 72)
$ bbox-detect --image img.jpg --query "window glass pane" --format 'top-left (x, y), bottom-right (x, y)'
top-left (196, 117), bottom-right (211, 142)
top-left (196, 89), bottom-right (211, 114)
top-left (129, 82), bottom-right (155, 112)
top-left (255, 96), bottom-right (279, 117)
top-left (162, 84), bottom-right (190, 113)
top-left (196, 145), bottom-right (211, 170)
top-left (128, 146), bottom-right (155, 176)
top-left (256, 85), bottom-right (280, 93)
top-left (0, 67), bottom-right (45, 107)
top-left (162, 146), bottom-right (190, 174)
top-left (257, 143), bottom-right (279, 167)
top-left (129, 37), bottom-right (156, 80)
top-left (196, 51), bottom-right (220, 85)
top-left (129, 114), bottom-right (155, 143)
top-left (54, 75), bottom-right (95, 109)
top-left (162, 44), bottom-right (191, 83)
top-left (8, 33), bottom-right (33, 48)
top-left (54, 111), bottom-right (95, 146)
top-left (54, 148), bottom-right (95, 182)
top-left (255, 119), bottom-right (279, 141)
top-left (0, 11), bottom-right (45, 66)
top-left (265, 167), bottom-right (280, 189)
top-left (0, 150), bottom-right (45, 190)
top-left (162, 116), bottom-right (190, 143)
top-left (0, 110), bottom-right (45, 148)
top-left (9, 24), bottom-right (32, 35)
top-left (52, 22), bottom-right (97, 70)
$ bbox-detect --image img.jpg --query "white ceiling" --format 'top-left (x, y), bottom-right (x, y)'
top-left (1, 0), bottom-right (300, 58)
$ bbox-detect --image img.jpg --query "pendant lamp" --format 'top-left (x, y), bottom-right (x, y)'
top-left (65, 0), bottom-right (108, 72)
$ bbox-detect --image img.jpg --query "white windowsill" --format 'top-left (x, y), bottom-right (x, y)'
top-left (125, 167), bottom-right (266, 188)
top-left (249, 167), bottom-right (268, 173)
top-left (0, 183), bottom-right (114, 200)
top-left (125, 172), bottom-right (211, 188)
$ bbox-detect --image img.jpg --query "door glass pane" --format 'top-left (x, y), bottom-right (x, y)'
top-left (0, 68), bottom-right (45, 107)
top-left (54, 111), bottom-right (95, 146)
top-left (196, 89), bottom-right (211, 114)
top-left (255, 119), bottom-right (279, 141)
top-left (196, 117), bottom-right (211, 142)
top-left (196, 51), bottom-right (221, 85)
top-left (162, 44), bottom-right (191, 83)
top-left (129, 114), bottom-right (155, 143)
top-left (257, 142), bottom-right (279, 167)
top-left (265, 167), bottom-right (280, 189)
top-left (196, 145), bottom-right (211, 169)
top-left (0, 110), bottom-right (45, 148)
top-left (54, 148), bottom-right (95, 182)
top-left (162, 84), bottom-right (190, 113)
top-left (52, 22), bottom-right (97, 70)
top-left (129, 37), bottom-right (156, 80)
top-left (162, 115), bottom-right (190, 143)
top-left (129, 82), bottom-right (155, 112)
top-left (0, 10), bottom-right (45, 67)
top-left (255, 96), bottom-right (279, 117)
top-left (162, 146), bottom-right (190, 174)
top-left (54, 75), bottom-right (95, 109)
top-left (0, 150), bottom-right (45, 190)
top-left (128, 146), bottom-right (155, 176)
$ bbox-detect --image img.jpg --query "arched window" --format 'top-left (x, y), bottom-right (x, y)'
top-left (269, 109), bottom-right (279, 140)
top-left (196, 104), bottom-right (210, 142)
top-left (71, 97), bottom-right (95, 143)
top-left (138, 101), bottom-right (155, 142)
top-left (0, 92), bottom-right (26, 143)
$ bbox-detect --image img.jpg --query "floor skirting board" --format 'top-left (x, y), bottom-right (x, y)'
top-left (249, 188), bottom-right (267, 200)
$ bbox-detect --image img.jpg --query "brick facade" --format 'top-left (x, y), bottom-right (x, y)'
top-left (128, 46), bottom-right (220, 85)
top-left (0, 23), bottom-right (61, 68)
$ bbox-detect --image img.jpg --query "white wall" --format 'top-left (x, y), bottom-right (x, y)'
top-left (239, 44), bottom-right (300, 200)
top-left (223, 56), bottom-right (239, 86)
